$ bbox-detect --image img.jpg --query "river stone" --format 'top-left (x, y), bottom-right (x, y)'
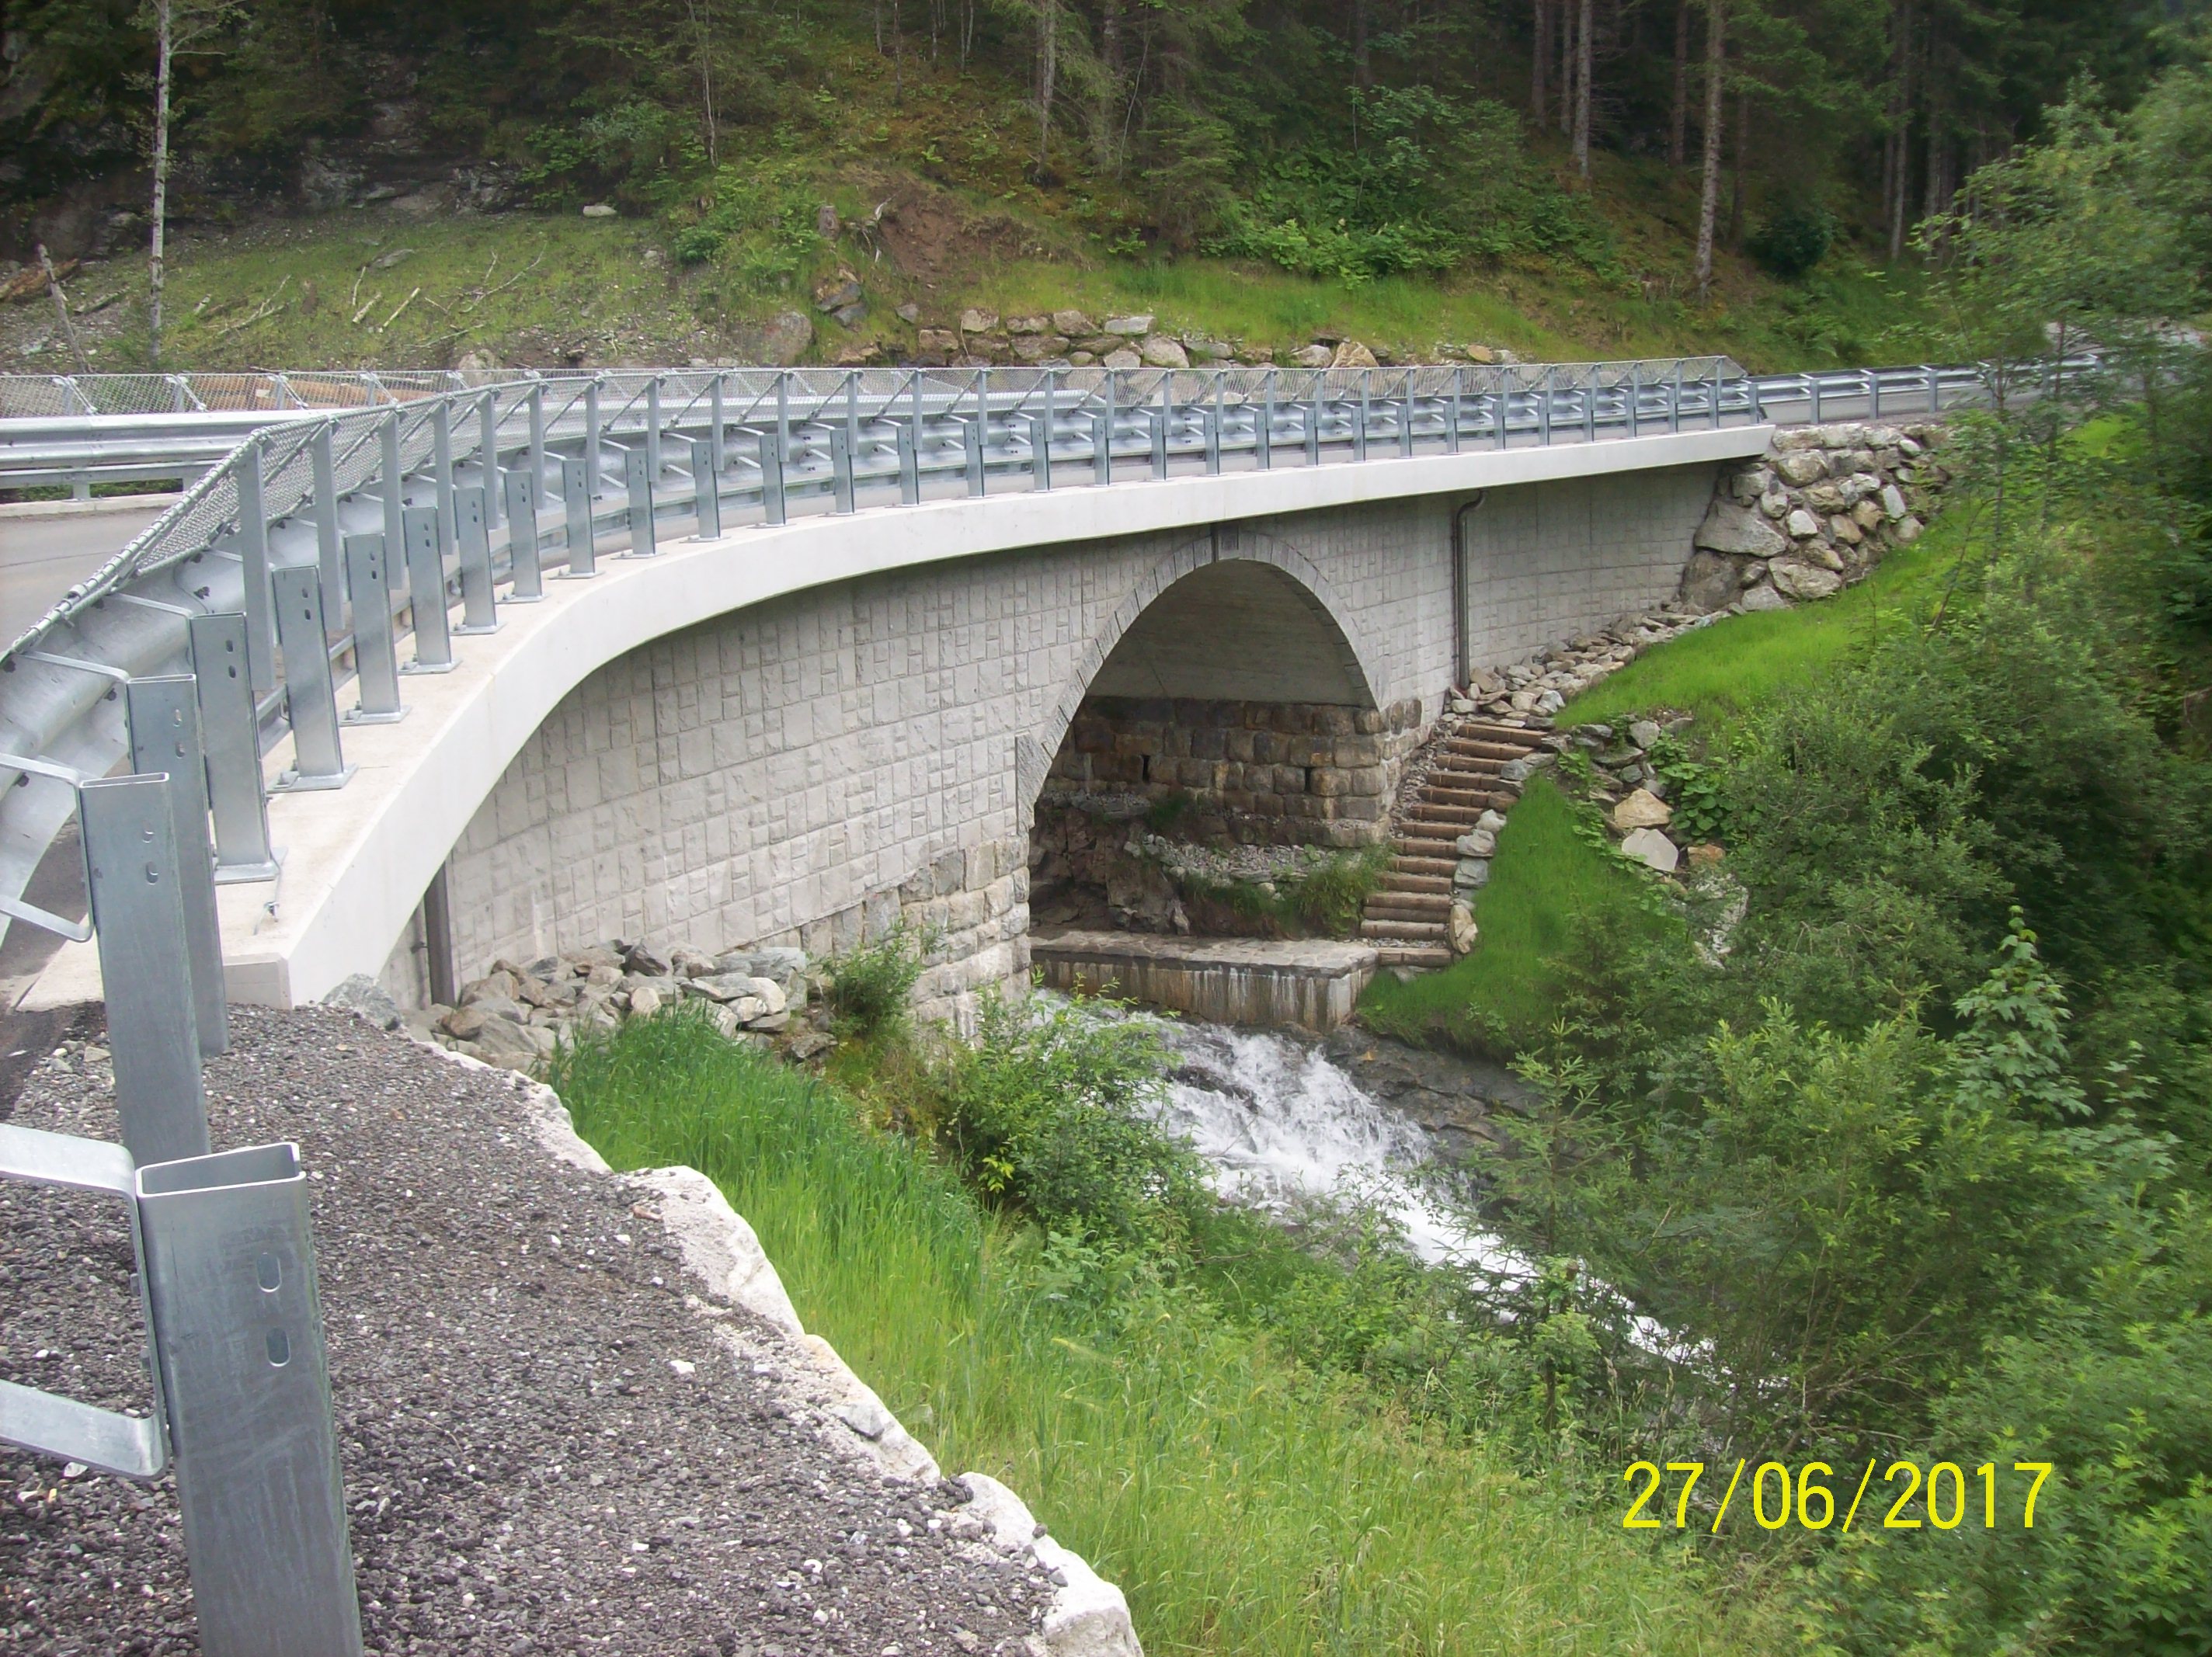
top-left (1455, 828), bottom-right (1497, 858)
top-left (958, 307), bottom-right (999, 334)
top-left (1330, 339), bottom-right (1380, 369)
top-left (1786, 507), bottom-right (1822, 539)
top-left (1680, 548), bottom-right (1746, 612)
top-left (1740, 580), bottom-right (1791, 612)
top-left (628, 982), bottom-right (666, 1018)
top-left (1476, 808), bottom-right (1508, 835)
top-left (581, 203), bottom-right (617, 217)
top-left (1771, 558), bottom-right (1844, 601)
top-left (1694, 501), bottom-right (1788, 558)
top-left (1102, 313), bottom-right (1153, 335)
top-left (322, 973), bottom-right (402, 1030)
top-left (1628, 719), bottom-right (1663, 750)
top-left (1881, 483), bottom-right (1909, 520)
top-left (1853, 498), bottom-right (1884, 530)
top-left (1454, 857), bottom-right (1491, 889)
top-left (1140, 334), bottom-right (1190, 368)
top-left (1449, 901), bottom-right (1479, 955)
top-left (1619, 826), bottom-right (1681, 873)
top-left (1052, 308), bottom-right (1096, 335)
top-left (1774, 450), bottom-right (1828, 485)
top-left (1896, 514), bottom-right (1925, 544)
top-left (1102, 348), bottom-right (1141, 370)
top-left (1612, 788), bottom-right (1673, 832)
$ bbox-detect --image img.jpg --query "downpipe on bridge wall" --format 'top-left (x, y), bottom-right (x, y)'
top-left (1450, 493), bottom-right (1486, 691)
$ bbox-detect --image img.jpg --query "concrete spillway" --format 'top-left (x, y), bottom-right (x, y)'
top-left (1030, 929), bottom-right (1379, 1032)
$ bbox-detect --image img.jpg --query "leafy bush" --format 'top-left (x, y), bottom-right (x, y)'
top-left (916, 994), bottom-right (1205, 1249)
top-left (1747, 205), bottom-right (1836, 280)
top-left (669, 162), bottom-right (823, 295)
top-left (826, 926), bottom-right (926, 1040)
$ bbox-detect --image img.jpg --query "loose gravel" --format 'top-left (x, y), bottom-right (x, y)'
top-left (1, 1006), bottom-right (1047, 1656)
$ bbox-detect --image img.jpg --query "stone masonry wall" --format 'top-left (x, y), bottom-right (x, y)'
top-left (1682, 421), bottom-right (1945, 610)
top-left (1041, 694), bottom-right (1424, 849)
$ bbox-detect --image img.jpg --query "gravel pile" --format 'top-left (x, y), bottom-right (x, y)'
top-left (1, 1006), bottom-right (1049, 1656)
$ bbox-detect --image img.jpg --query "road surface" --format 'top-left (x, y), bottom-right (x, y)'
top-left (0, 500), bottom-right (167, 644)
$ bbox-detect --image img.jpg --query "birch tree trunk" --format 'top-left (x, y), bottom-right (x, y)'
top-left (1693, 0), bottom-right (1724, 301)
top-left (149, 0), bottom-right (173, 368)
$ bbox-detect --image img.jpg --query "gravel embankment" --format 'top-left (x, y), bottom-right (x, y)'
top-left (1, 1006), bottom-right (1048, 1655)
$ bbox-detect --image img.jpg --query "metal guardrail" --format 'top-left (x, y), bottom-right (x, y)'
top-left (0, 353), bottom-right (1995, 964)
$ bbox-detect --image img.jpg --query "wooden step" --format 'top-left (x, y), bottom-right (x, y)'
top-left (1456, 720), bottom-right (1546, 741)
top-left (1407, 803), bottom-right (1489, 826)
top-left (1442, 739), bottom-right (1532, 760)
top-left (1373, 945), bottom-right (1454, 969)
top-left (1376, 873), bottom-right (1452, 895)
top-left (1366, 894), bottom-right (1452, 917)
top-left (1362, 918), bottom-right (1448, 941)
top-left (1420, 787), bottom-right (1501, 809)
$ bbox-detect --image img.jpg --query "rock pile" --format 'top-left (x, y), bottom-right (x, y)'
top-left (1685, 421), bottom-right (1946, 611)
top-left (1455, 603), bottom-right (1722, 725)
top-left (409, 940), bottom-right (827, 1070)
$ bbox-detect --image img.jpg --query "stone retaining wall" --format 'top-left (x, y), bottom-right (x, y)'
top-left (1683, 421), bottom-right (1946, 610)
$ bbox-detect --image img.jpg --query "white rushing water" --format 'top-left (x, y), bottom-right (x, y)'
top-left (1152, 1020), bottom-right (1530, 1279)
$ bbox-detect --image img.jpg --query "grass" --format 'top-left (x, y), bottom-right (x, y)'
top-left (551, 1008), bottom-right (1732, 1655)
top-left (1361, 776), bottom-right (1671, 1051)
top-left (1560, 530), bottom-right (1960, 735)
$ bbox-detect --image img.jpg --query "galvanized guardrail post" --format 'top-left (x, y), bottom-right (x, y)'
top-left (139, 1140), bottom-right (364, 1657)
top-left (504, 468), bottom-right (545, 598)
top-left (82, 773), bottom-right (209, 1165)
top-left (829, 426), bottom-right (856, 513)
top-left (1028, 413), bottom-right (1052, 493)
top-left (616, 442), bottom-right (660, 553)
top-left (270, 566), bottom-right (355, 790)
top-left (960, 409), bottom-right (985, 498)
top-left (399, 505), bottom-right (456, 672)
top-left (1204, 378), bottom-right (1223, 475)
top-left (309, 421), bottom-right (344, 632)
top-left (1153, 377), bottom-right (1173, 478)
top-left (189, 613), bottom-right (279, 884)
top-left (233, 441), bottom-right (276, 696)
top-left (897, 420), bottom-right (921, 505)
top-left (757, 431), bottom-right (788, 526)
top-left (0, 1127), bottom-right (364, 1657)
top-left (1306, 380), bottom-right (1323, 465)
top-left (124, 676), bottom-right (227, 1058)
top-left (690, 438), bottom-right (722, 539)
top-left (340, 533), bottom-right (405, 723)
top-left (478, 392), bottom-right (502, 532)
top-left (452, 485), bottom-right (501, 634)
top-left (561, 456), bottom-right (600, 575)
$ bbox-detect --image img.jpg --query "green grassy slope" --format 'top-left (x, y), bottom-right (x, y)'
top-left (553, 1012), bottom-right (1734, 1655)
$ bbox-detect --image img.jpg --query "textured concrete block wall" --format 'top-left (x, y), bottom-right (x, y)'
top-left (1460, 464), bottom-right (1720, 672)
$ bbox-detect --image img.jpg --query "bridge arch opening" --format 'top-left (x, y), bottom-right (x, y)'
top-left (1028, 554), bottom-right (1417, 936)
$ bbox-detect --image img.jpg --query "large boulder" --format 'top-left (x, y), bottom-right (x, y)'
top-left (1329, 339), bottom-right (1380, 370)
top-left (1140, 334), bottom-right (1190, 369)
top-left (1694, 500), bottom-right (1787, 558)
top-left (1774, 450), bottom-right (1829, 485)
top-left (1681, 548), bottom-right (1748, 612)
top-left (732, 310), bottom-right (813, 366)
top-left (1619, 827), bottom-right (1681, 874)
top-left (1612, 788), bottom-right (1674, 832)
top-left (1770, 558), bottom-right (1844, 601)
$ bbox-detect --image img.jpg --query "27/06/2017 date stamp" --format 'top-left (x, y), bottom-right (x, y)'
top-left (1622, 1459), bottom-right (2055, 1534)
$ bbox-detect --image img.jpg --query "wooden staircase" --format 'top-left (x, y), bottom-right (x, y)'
top-left (1360, 721), bottom-right (1549, 971)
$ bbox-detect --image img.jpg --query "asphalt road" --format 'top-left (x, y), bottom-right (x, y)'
top-left (0, 502), bottom-right (165, 644)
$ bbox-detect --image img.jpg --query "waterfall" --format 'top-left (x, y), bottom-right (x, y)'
top-left (1152, 1020), bottom-right (1528, 1279)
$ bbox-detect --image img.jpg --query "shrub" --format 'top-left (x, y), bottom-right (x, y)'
top-left (1747, 205), bottom-right (1836, 280)
top-left (826, 926), bottom-right (926, 1040)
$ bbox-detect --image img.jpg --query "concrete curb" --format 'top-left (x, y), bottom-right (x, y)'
top-left (398, 1020), bottom-right (1148, 1656)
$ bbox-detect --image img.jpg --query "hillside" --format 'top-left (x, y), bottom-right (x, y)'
top-left (4, 0), bottom-right (2176, 375)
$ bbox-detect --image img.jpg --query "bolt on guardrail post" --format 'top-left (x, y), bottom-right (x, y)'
top-left (1355, 373), bottom-right (1371, 463)
top-left (503, 469), bottom-right (545, 600)
top-left (709, 376), bottom-right (727, 478)
top-left (82, 773), bottom-right (209, 1165)
top-left (560, 456), bottom-right (600, 575)
top-left (1154, 377), bottom-right (1173, 479)
top-left (614, 443), bottom-right (661, 552)
top-left (188, 613), bottom-right (279, 885)
top-left (233, 441), bottom-right (276, 696)
top-left (646, 377), bottom-right (663, 486)
top-left (960, 405), bottom-right (985, 498)
top-left (583, 377), bottom-right (603, 494)
top-left (757, 431), bottom-right (789, 524)
top-left (1028, 413), bottom-right (1053, 492)
top-left (1306, 380), bottom-right (1323, 466)
top-left (776, 374), bottom-right (792, 466)
top-left (137, 1141), bottom-right (364, 1657)
top-left (377, 412), bottom-right (405, 571)
top-left (1446, 368), bottom-right (1462, 454)
top-left (896, 422), bottom-right (920, 505)
top-left (430, 400), bottom-right (457, 554)
top-left (1205, 377), bottom-right (1223, 475)
top-left (1399, 375), bottom-right (1416, 457)
top-left (478, 393), bottom-right (502, 533)
top-left (309, 422), bottom-right (343, 634)
top-left (340, 533), bottom-right (405, 723)
top-left (452, 485), bottom-right (501, 634)
top-left (124, 677), bottom-right (226, 1058)
top-left (1257, 372), bottom-right (1276, 471)
top-left (270, 567), bottom-right (356, 791)
top-left (399, 505), bottom-right (456, 672)
top-left (830, 426), bottom-right (857, 513)
top-left (1538, 372), bottom-right (1553, 446)
top-left (690, 438), bottom-right (722, 538)
top-left (527, 380), bottom-right (547, 497)
top-left (1090, 405), bottom-right (1112, 485)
